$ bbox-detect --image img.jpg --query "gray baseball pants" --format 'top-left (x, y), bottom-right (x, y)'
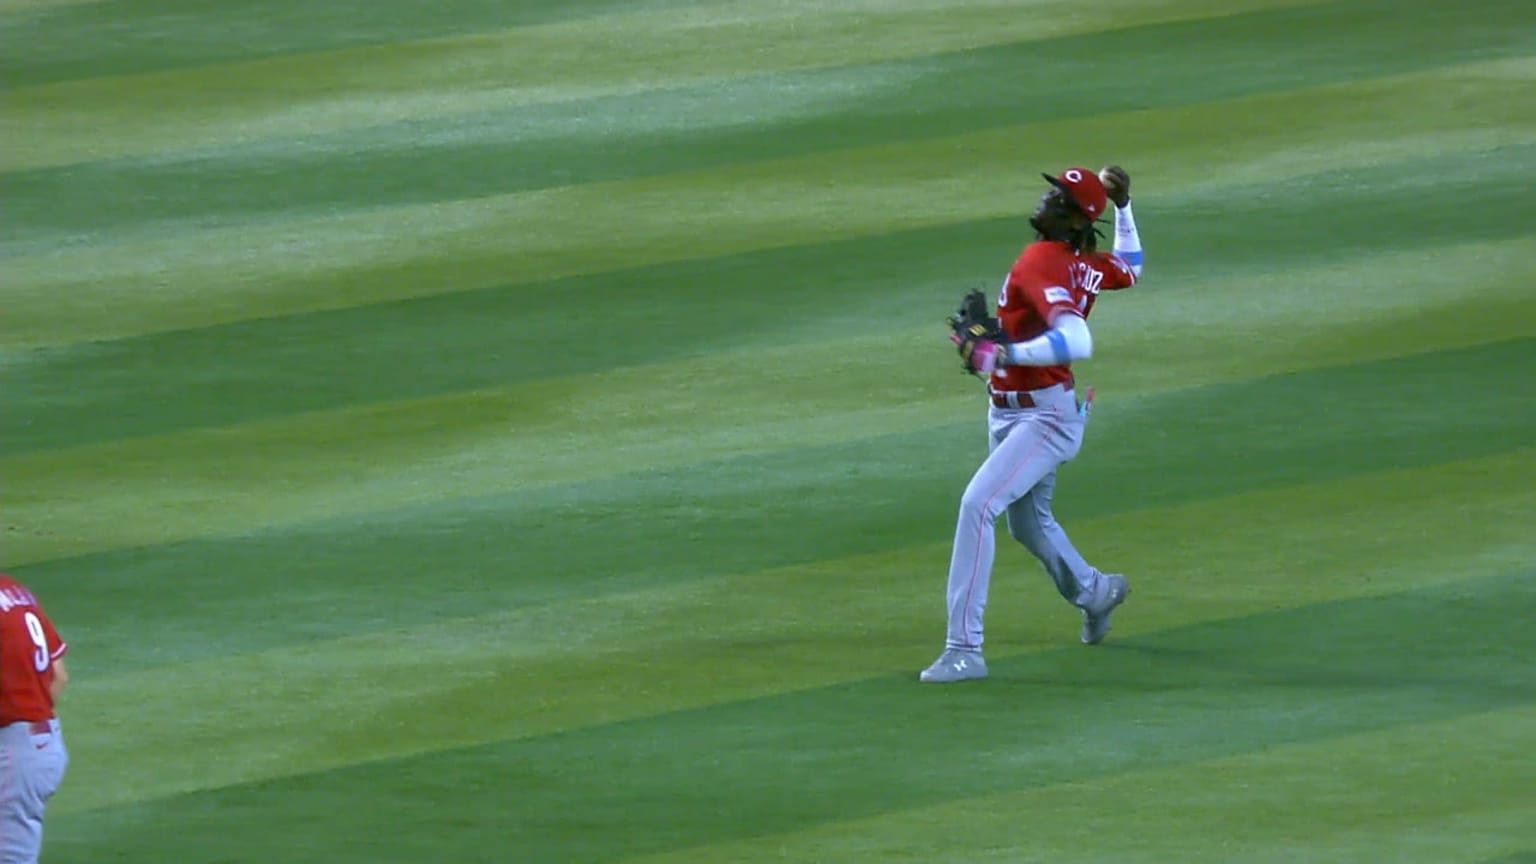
top-left (944, 383), bottom-right (1110, 650)
top-left (0, 719), bottom-right (67, 864)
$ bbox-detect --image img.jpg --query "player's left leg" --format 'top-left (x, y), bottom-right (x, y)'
top-left (940, 412), bottom-right (1074, 653)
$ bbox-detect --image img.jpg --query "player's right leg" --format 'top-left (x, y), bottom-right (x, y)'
top-left (1079, 573), bottom-right (1130, 645)
top-left (1006, 472), bottom-right (1102, 604)
top-left (1006, 467), bottom-right (1130, 645)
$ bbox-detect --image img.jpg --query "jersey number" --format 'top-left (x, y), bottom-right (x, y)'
top-left (24, 612), bottom-right (49, 672)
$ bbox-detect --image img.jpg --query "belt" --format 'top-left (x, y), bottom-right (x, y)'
top-left (27, 720), bottom-right (54, 735)
top-left (990, 384), bottom-right (1072, 410)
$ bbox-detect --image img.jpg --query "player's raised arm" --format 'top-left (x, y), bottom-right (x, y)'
top-left (1099, 165), bottom-right (1142, 276)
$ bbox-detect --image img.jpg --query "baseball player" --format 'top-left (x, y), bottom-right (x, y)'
top-left (922, 165), bottom-right (1143, 684)
top-left (0, 573), bottom-right (69, 863)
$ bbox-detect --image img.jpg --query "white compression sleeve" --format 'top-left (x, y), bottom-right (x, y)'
top-left (1113, 201), bottom-right (1143, 275)
top-left (1005, 313), bottom-right (1092, 366)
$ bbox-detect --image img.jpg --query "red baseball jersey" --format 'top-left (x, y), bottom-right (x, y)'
top-left (990, 241), bottom-right (1137, 392)
top-left (1078, 249), bottom-right (1139, 318)
top-left (0, 574), bottom-right (67, 724)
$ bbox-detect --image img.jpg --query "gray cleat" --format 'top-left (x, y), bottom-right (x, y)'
top-left (918, 649), bottom-right (988, 683)
top-left (1081, 573), bottom-right (1130, 645)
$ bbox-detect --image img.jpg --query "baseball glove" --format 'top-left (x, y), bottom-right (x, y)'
top-left (947, 289), bottom-right (1004, 376)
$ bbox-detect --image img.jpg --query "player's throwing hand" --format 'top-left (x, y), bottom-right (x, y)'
top-left (1098, 165), bottom-right (1131, 208)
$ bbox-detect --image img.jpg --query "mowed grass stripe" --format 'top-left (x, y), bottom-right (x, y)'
top-left (47, 566), bottom-right (1536, 861)
top-left (40, 447), bottom-right (1536, 816)
top-left (1096, 236), bottom-right (1536, 395)
top-left (9, 61), bottom-right (1531, 255)
top-left (0, 0), bottom-right (104, 13)
top-left (0, 0), bottom-right (645, 88)
top-left (2, 0), bottom-right (1332, 168)
top-left (2, 338), bottom-right (970, 568)
top-left (14, 0), bottom-right (1515, 243)
top-left (618, 705), bottom-right (1536, 864)
top-left (8, 334), bottom-right (1534, 573)
top-left (8, 194), bottom-right (1533, 458)
top-left (7, 55), bottom-right (1534, 349)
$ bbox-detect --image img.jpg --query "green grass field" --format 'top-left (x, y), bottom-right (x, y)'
top-left (4, 0), bottom-right (1535, 861)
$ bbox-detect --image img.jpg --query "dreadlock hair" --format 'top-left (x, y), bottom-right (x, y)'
top-left (1077, 222), bottom-right (1107, 254)
top-left (1035, 217), bottom-right (1104, 253)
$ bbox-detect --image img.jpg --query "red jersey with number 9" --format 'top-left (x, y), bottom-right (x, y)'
top-left (0, 574), bottom-right (67, 724)
top-left (990, 240), bottom-right (1138, 392)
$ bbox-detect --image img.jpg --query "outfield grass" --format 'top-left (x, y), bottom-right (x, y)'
top-left (4, 0), bottom-right (1535, 862)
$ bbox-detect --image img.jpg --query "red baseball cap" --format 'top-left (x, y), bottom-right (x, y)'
top-left (1042, 167), bottom-right (1108, 221)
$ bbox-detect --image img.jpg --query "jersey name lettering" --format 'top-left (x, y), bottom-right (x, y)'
top-left (0, 587), bottom-right (35, 613)
top-left (1072, 261), bottom-right (1105, 296)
